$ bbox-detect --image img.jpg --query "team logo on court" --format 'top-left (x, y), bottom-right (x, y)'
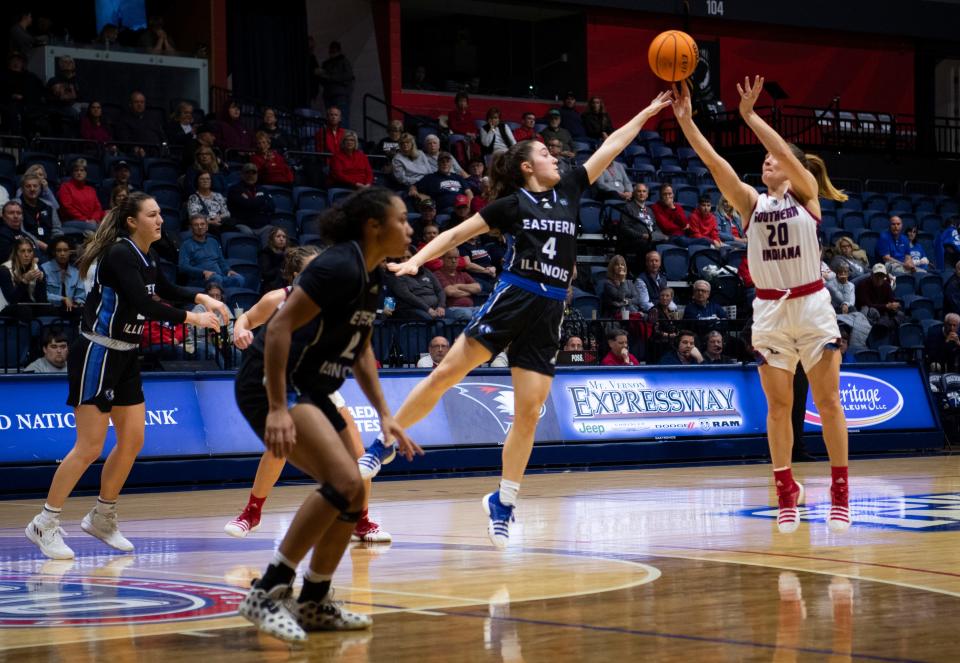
top-left (0, 575), bottom-right (245, 627)
top-left (804, 372), bottom-right (903, 428)
top-left (453, 383), bottom-right (546, 434)
top-left (737, 492), bottom-right (960, 531)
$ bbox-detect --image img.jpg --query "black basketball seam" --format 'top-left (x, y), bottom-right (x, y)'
top-left (655, 34), bottom-right (668, 81)
top-left (671, 32), bottom-right (678, 81)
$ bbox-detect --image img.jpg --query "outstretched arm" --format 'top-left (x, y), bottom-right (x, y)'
top-left (737, 75), bottom-right (817, 204)
top-left (583, 91), bottom-right (673, 184)
top-left (389, 213), bottom-right (490, 277)
top-left (671, 81), bottom-right (757, 220)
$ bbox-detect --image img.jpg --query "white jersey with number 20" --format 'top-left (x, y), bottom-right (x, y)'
top-left (745, 191), bottom-right (821, 291)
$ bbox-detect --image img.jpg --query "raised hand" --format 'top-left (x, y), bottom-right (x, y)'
top-left (737, 75), bottom-right (765, 117)
top-left (644, 90), bottom-right (674, 117)
top-left (670, 80), bottom-right (693, 124)
top-left (387, 259), bottom-right (419, 277)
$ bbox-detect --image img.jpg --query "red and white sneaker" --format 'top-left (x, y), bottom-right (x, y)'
top-left (777, 481), bottom-right (804, 534)
top-left (224, 506), bottom-right (261, 538)
top-left (828, 485), bottom-right (851, 532)
top-left (351, 517), bottom-right (392, 543)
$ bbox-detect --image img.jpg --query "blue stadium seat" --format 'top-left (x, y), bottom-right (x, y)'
top-left (841, 213), bottom-right (864, 231)
top-left (921, 214), bottom-right (943, 235)
top-left (223, 234), bottom-right (260, 262)
top-left (894, 274), bottom-right (917, 297)
top-left (898, 322), bottom-right (924, 349)
top-left (269, 213), bottom-right (298, 240)
top-left (572, 294), bottom-right (600, 319)
top-left (144, 181), bottom-right (182, 210)
top-left (261, 185), bottom-right (293, 213)
top-left (327, 187), bottom-right (353, 205)
top-left (144, 158), bottom-right (181, 184)
top-left (854, 349), bottom-right (880, 362)
top-left (226, 259), bottom-right (260, 291)
top-left (1, 320), bottom-right (30, 370)
top-left (224, 288), bottom-right (260, 312)
top-left (297, 209), bottom-right (322, 235)
top-left (294, 187), bottom-right (327, 211)
top-left (0, 152), bottom-right (15, 179)
top-left (661, 247), bottom-right (689, 281)
top-left (579, 202), bottom-right (603, 234)
top-left (395, 322), bottom-right (434, 366)
top-left (856, 231), bottom-right (879, 261)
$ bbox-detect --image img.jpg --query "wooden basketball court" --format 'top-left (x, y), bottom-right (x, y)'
top-left (1, 456), bottom-right (958, 662)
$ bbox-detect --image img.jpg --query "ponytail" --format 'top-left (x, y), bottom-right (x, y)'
top-left (79, 191), bottom-right (153, 278)
top-left (787, 143), bottom-right (848, 202)
top-left (489, 140), bottom-right (536, 200)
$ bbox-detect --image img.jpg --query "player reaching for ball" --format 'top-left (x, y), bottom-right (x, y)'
top-left (357, 91), bottom-right (674, 549)
top-left (671, 76), bottom-right (851, 533)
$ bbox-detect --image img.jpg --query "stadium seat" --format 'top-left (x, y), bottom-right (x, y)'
top-left (296, 209), bottom-right (322, 235)
top-left (261, 185), bottom-right (293, 213)
top-left (856, 231), bottom-right (879, 261)
top-left (223, 234), bottom-right (260, 262)
top-left (144, 181), bottom-right (182, 210)
top-left (841, 213), bottom-right (864, 231)
top-left (0, 152), bottom-right (15, 179)
top-left (854, 349), bottom-right (880, 362)
top-left (893, 273), bottom-right (917, 297)
top-left (1, 321), bottom-right (31, 370)
top-left (226, 259), bottom-right (260, 291)
top-left (579, 202), bottom-right (603, 234)
top-left (921, 214), bottom-right (943, 235)
top-left (661, 247), bottom-right (689, 281)
top-left (144, 158), bottom-right (181, 184)
top-left (270, 212), bottom-right (298, 240)
top-left (327, 187), bottom-right (353, 205)
top-left (572, 294), bottom-right (600, 319)
top-left (294, 187), bottom-right (327, 211)
top-left (395, 322), bottom-right (435, 366)
top-left (898, 322), bottom-right (925, 349)
top-left (224, 287), bottom-right (260, 313)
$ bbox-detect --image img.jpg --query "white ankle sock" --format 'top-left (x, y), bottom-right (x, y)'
top-left (273, 550), bottom-right (297, 571)
top-left (96, 497), bottom-right (117, 514)
top-left (303, 568), bottom-right (332, 583)
top-left (40, 504), bottom-right (61, 524)
top-left (499, 479), bottom-right (520, 506)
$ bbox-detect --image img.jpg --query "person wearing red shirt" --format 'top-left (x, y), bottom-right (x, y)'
top-left (80, 101), bottom-right (112, 144)
top-left (250, 132), bottom-right (294, 185)
top-left (328, 131), bottom-right (373, 189)
top-left (512, 112), bottom-right (542, 143)
top-left (601, 328), bottom-right (640, 366)
top-left (687, 195), bottom-right (723, 247)
top-left (57, 159), bottom-right (104, 223)
top-left (314, 106), bottom-right (345, 154)
top-left (432, 248), bottom-right (480, 322)
top-left (650, 183), bottom-right (689, 239)
top-left (446, 91), bottom-right (481, 165)
top-left (419, 221), bottom-right (467, 272)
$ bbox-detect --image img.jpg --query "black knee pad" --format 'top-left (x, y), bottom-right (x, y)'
top-left (317, 482), bottom-right (350, 512)
top-left (337, 509), bottom-right (362, 523)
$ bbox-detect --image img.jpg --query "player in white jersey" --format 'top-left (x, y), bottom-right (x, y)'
top-left (671, 77), bottom-right (850, 534)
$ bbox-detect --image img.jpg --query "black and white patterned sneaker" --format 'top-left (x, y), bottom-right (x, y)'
top-left (288, 588), bottom-right (372, 631)
top-left (238, 583), bottom-right (307, 643)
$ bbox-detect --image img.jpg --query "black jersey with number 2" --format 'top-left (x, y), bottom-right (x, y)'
top-left (249, 241), bottom-right (379, 395)
top-left (480, 166), bottom-right (589, 298)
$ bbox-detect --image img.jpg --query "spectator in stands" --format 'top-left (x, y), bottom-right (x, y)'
top-left (46, 58), bottom-right (80, 131)
top-left (392, 132), bottom-right (434, 188)
top-left (540, 109), bottom-right (575, 156)
top-left (179, 215), bottom-right (244, 289)
top-left (218, 100), bottom-right (254, 153)
top-left (702, 330), bottom-right (735, 364)
top-left (258, 107), bottom-right (295, 152)
top-left (258, 227), bottom-right (288, 293)
top-left (57, 159), bottom-right (104, 223)
top-left (187, 171), bottom-right (231, 234)
top-left (0, 237), bottom-right (46, 313)
top-left (617, 183), bottom-right (656, 271)
top-left (546, 138), bottom-right (574, 178)
top-left (18, 173), bottom-right (59, 249)
top-left (688, 195), bottom-right (723, 248)
top-left (837, 327), bottom-right (856, 364)
top-left (0, 201), bottom-right (31, 263)
top-left (715, 196), bottom-right (746, 246)
top-left (80, 101), bottom-right (113, 145)
top-left (636, 250), bottom-right (672, 312)
top-left (95, 23), bottom-right (119, 49)
top-left (328, 130), bottom-right (373, 189)
top-left (410, 64), bottom-right (435, 91)
top-left (417, 336), bottom-right (450, 368)
top-left (449, 194), bottom-right (472, 227)
top-left (564, 335), bottom-right (584, 351)
top-left (602, 328), bottom-right (640, 366)
top-left (464, 158), bottom-right (485, 195)
top-left (17, 165), bottom-right (57, 214)
top-left (562, 283), bottom-right (589, 343)
top-left (42, 237), bottom-right (84, 311)
top-left (904, 224), bottom-right (930, 272)
top-left (186, 281), bottom-right (232, 361)
top-left (182, 123), bottom-right (221, 173)
top-left (479, 107), bottom-right (516, 163)
top-left (648, 287), bottom-right (679, 353)
top-left (877, 215), bottom-right (915, 274)
top-left (165, 101), bottom-right (196, 148)
top-left (433, 248), bottom-right (480, 321)
top-left (658, 329), bottom-right (703, 365)
top-left (831, 236), bottom-right (869, 278)
top-left (458, 232), bottom-right (497, 283)
top-left (315, 105), bottom-right (345, 154)
top-left (319, 41), bottom-right (355, 125)
top-left (385, 248), bottom-right (446, 321)
top-left (944, 260), bottom-right (960, 316)
top-left (651, 183), bottom-right (693, 242)
top-left (826, 262), bottom-right (855, 314)
top-left (927, 312), bottom-right (960, 372)
top-left (601, 254), bottom-right (642, 318)
top-left (683, 280), bottom-right (727, 324)
top-left (513, 112), bottom-right (542, 143)
top-left (447, 91), bottom-right (481, 164)
top-left (227, 163), bottom-right (275, 234)
top-left (595, 159), bottom-right (633, 202)
top-left (412, 152), bottom-right (471, 210)
top-left (938, 216), bottom-right (960, 269)
top-left (423, 134), bottom-right (467, 177)
top-left (24, 327), bottom-right (68, 373)
top-left (8, 12), bottom-right (43, 58)
top-left (557, 91), bottom-right (587, 139)
top-left (111, 160), bottom-right (134, 193)
top-left (417, 202), bottom-right (438, 236)
top-left (108, 184), bottom-right (129, 213)
top-left (856, 263), bottom-right (901, 322)
top-left (140, 16), bottom-right (176, 53)
top-left (251, 131), bottom-right (295, 186)
top-left (377, 119), bottom-right (404, 160)
top-left (0, 52), bottom-right (45, 135)
top-left (185, 145), bottom-right (228, 196)
top-left (471, 176), bottom-right (493, 215)
top-left (581, 96), bottom-right (613, 142)
top-left (115, 91), bottom-right (166, 156)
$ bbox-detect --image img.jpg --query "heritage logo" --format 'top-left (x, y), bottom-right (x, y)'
top-left (805, 372), bottom-right (903, 428)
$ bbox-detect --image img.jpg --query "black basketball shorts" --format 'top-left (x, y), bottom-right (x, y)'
top-left (67, 336), bottom-right (144, 412)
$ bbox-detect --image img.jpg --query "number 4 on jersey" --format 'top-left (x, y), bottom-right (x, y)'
top-left (541, 237), bottom-right (557, 260)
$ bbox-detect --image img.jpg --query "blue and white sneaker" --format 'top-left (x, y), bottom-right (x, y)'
top-left (481, 492), bottom-right (515, 550)
top-left (357, 438), bottom-right (397, 480)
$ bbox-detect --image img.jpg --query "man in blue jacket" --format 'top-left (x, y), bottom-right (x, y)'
top-left (179, 215), bottom-right (244, 288)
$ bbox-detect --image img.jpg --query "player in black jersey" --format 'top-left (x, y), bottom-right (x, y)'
top-left (358, 91), bottom-right (674, 548)
top-left (234, 188), bottom-right (422, 642)
top-left (25, 192), bottom-right (228, 560)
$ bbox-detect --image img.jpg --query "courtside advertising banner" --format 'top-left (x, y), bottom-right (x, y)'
top-left (0, 365), bottom-right (938, 463)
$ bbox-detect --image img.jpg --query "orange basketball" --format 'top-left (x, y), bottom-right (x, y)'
top-left (648, 30), bottom-right (699, 82)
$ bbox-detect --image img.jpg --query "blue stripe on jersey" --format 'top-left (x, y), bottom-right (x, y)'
top-left (499, 270), bottom-right (567, 300)
top-left (502, 233), bottom-right (516, 273)
top-left (81, 342), bottom-right (108, 402)
top-left (465, 279), bottom-right (511, 335)
top-left (95, 286), bottom-right (117, 336)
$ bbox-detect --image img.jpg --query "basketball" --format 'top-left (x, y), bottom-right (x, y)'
top-left (648, 30), bottom-right (699, 82)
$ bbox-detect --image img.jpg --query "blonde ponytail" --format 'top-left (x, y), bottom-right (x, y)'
top-left (804, 153), bottom-right (848, 202)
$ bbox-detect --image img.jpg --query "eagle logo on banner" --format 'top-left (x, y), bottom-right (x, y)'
top-left (452, 383), bottom-right (546, 435)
